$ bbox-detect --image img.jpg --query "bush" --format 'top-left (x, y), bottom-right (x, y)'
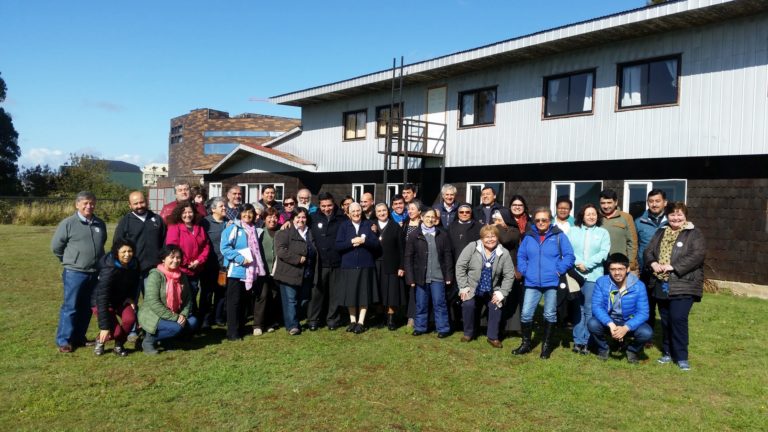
top-left (0, 198), bottom-right (129, 225)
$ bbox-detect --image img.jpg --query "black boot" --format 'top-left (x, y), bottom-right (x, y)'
top-left (540, 322), bottom-right (556, 359)
top-left (512, 322), bottom-right (533, 355)
top-left (387, 314), bottom-right (397, 331)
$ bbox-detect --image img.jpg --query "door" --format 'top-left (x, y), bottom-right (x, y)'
top-left (426, 86), bottom-right (447, 155)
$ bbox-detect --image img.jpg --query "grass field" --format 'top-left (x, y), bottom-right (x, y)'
top-left (0, 224), bottom-right (766, 431)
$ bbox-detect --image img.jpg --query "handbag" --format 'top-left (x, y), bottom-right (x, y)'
top-left (217, 270), bottom-right (227, 287)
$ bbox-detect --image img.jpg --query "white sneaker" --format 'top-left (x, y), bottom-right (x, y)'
top-left (253, 328), bottom-right (263, 336)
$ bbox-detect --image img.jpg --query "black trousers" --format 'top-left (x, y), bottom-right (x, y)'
top-left (226, 278), bottom-right (246, 339)
top-left (308, 267), bottom-right (342, 327)
top-left (253, 276), bottom-right (280, 330)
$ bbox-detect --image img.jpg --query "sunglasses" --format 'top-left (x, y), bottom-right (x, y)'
top-left (534, 218), bottom-right (550, 223)
top-left (458, 210), bottom-right (471, 214)
top-left (284, 202), bottom-right (296, 206)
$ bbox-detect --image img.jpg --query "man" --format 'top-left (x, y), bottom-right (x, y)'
top-left (113, 191), bottom-right (166, 281)
top-left (472, 186), bottom-right (511, 226)
top-left (51, 191), bottom-right (107, 353)
top-left (599, 189), bottom-right (639, 271)
top-left (635, 189), bottom-right (668, 331)
top-left (553, 196), bottom-right (574, 234)
top-left (258, 185), bottom-right (283, 212)
top-left (401, 183), bottom-right (417, 205)
top-left (434, 184), bottom-right (459, 228)
top-left (588, 253), bottom-right (653, 363)
top-left (297, 188), bottom-right (318, 214)
top-left (308, 192), bottom-right (348, 330)
top-left (200, 197), bottom-right (229, 327)
top-left (225, 185), bottom-right (244, 221)
top-left (390, 194), bottom-right (407, 225)
top-left (360, 192), bottom-right (375, 220)
top-left (160, 181), bottom-right (206, 224)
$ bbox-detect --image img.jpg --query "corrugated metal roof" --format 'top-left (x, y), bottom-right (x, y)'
top-left (270, 0), bottom-right (767, 106)
top-left (206, 129), bottom-right (316, 174)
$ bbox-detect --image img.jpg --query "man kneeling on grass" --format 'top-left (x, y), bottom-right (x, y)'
top-left (588, 253), bottom-right (653, 364)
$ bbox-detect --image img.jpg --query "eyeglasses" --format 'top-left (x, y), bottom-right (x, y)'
top-left (511, 204), bottom-right (524, 207)
top-left (534, 218), bottom-right (550, 223)
top-left (458, 210), bottom-right (471, 214)
top-left (284, 202), bottom-right (295, 206)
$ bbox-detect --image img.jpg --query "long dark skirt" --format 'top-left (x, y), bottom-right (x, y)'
top-left (376, 260), bottom-right (406, 307)
top-left (337, 267), bottom-right (379, 308)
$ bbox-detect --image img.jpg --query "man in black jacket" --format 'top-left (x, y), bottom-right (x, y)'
top-left (473, 186), bottom-right (512, 226)
top-left (308, 192), bottom-right (348, 330)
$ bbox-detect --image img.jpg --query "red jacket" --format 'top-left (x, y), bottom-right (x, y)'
top-left (165, 223), bottom-right (210, 276)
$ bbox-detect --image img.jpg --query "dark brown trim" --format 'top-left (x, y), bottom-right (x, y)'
top-left (615, 54), bottom-right (682, 112)
top-left (457, 86), bottom-right (497, 129)
top-left (342, 109), bottom-right (368, 141)
top-left (541, 68), bottom-right (597, 120)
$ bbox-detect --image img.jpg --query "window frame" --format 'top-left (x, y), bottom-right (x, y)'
top-left (616, 54), bottom-right (682, 111)
top-left (238, 183), bottom-right (285, 205)
top-left (458, 86), bottom-right (497, 129)
top-left (623, 179), bottom-right (687, 218)
top-left (376, 103), bottom-right (403, 138)
top-left (466, 182), bottom-right (505, 207)
top-left (208, 182), bottom-right (222, 199)
top-left (343, 109), bottom-right (368, 141)
top-left (385, 183), bottom-right (400, 204)
top-left (542, 68), bottom-right (596, 119)
top-left (352, 183), bottom-right (376, 203)
top-left (550, 181), bottom-right (604, 216)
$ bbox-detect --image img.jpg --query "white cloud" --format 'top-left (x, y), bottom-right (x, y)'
top-left (19, 147), bottom-right (67, 169)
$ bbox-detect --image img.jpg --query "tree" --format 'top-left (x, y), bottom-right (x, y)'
top-left (55, 154), bottom-right (130, 199)
top-left (20, 164), bottom-right (58, 196)
top-left (0, 72), bottom-right (21, 195)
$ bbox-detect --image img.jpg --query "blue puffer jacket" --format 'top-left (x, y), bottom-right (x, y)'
top-left (635, 210), bottom-right (667, 270)
top-left (220, 220), bottom-right (261, 280)
top-left (591, 273), bottom-right (649, 331)
top-left (517, 225), bottom-right (575, 288)
top-left (567, 225), bottom-right (611, 282)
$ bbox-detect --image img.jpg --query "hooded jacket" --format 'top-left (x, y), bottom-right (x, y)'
top-left (643, 222), bottom-right (706, 298)
top-left (455, 240), bottom-right (516, 299)
top-left (591, 272), bottom-right (649, 331)
top-left (94, 253), bottom-right (140, 331)
top-left (517, 224), bottom-right (575, 288)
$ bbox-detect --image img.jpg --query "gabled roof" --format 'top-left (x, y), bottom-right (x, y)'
top-left (200, 129), bottom-right (315, 174)
top-left (269, 0), bottom-right (767, 106)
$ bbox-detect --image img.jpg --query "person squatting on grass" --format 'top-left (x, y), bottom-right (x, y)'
top-left (52, 191), bottom-right (107, 353)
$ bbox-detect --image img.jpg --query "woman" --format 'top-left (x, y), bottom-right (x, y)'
top-left (404, 208), bottom-right (454, 338)
top-left (335, 203), bottom-right (380, 334)
top-left (643, 202), bottom-right (705, 371)
top-left (274, 208), bottom-right (316, 335)
top-left (92, 239), bottom-right (140, 356)
top-left (165, 201), bottom-right (210, 313)
top-left (509, 195), bottom-right (531, 239)
top-left (455, 225), bottom-right (516, 348)
top-left (220, 204), bottom-right (267, 341)
top-left (190, 186), bottom-right (207, 208)
top-left (403, 200), bottom-right (423, 327)
top-left (374, 203), bottom-right (406, 330)
top-left (138, 245), bottom-right (198, 354)
top-left (278, 196), bottom-right (297, 225)
top-left (568, 203), bottom-right (611, 354)
top-left (513, 207), bottom-right (575, 359)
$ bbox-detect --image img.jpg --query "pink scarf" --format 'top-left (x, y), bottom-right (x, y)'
top-left (157, 263), bottom-right (183, 313)
top-left (242, 223), bottom-right (266, 290)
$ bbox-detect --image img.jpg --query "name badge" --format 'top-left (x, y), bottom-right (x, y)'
top-left (485, 262), bottom-right (491, 268)
top-left (676, 241), bottom-right (683, 247)
top-left (94, 227), bottom-right (100, 233)
top-left (317, 223), bottom-right (323, 229)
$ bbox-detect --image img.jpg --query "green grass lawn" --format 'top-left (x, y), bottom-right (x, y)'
top-left (0, 224), bottom-right (766, 431)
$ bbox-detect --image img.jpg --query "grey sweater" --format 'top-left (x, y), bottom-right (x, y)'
top-left (51, 213), bottom-right (107, 272)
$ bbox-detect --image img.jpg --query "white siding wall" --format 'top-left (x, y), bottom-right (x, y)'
top-left (275, 13), bottom-right (768, 172)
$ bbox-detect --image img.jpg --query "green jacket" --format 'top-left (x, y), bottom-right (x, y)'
top-left (138, 268), bottom-right (192, 335)
top-left (602, 210), bottom-right (639, 270)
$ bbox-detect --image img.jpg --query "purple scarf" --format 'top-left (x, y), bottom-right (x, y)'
top-left (242, 223), bottom-right (266, 290)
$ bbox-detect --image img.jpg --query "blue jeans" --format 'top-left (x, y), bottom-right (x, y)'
top-left (55, 269), bottom-right (98, 347)
top-left (520, 286), bottom-right (558, 324)
top-left (415, 282), bottom-right (450, 333)
top-left (154, 316), bottom-right (199, 341)
top-left (587, 317), bottom-right (653, 353)
top-left (572, 281), bottom-right (595, 345)
top-left (280, 283), bottom-right (302, 331)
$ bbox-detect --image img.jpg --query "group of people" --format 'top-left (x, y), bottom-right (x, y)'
top-left (52, 181), bottom-right (706, 370)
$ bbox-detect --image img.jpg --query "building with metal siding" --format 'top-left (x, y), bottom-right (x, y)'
top-left (201, 0), bottom-right (768, 286)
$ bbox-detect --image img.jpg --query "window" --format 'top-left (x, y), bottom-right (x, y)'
top-left (386, 184), bottom-right (400, 204)
top-left (550, 181), bottom-right (603, 216)
top-left (208, 182), bottom-right (222, 198)
top-left (544, 70), bottom-right (595, 117)
top-left (352, 184), bottom-right (375, 203)
top-left (238, 183), bottom-right (285, 205)
top-left (459, 87), bottom-right (496, 127)
top-left (376, 104), bottom-right (402, 137)
top-left (623, 180), bottom-right (687, 219)
top-left (466, 182), bottom-right (504, 208)
top-left (618, 55), bottom-right (680, 109)
top-left (343, 109), bottom-right (367, 140)
top-left (203, 143), bottom-right (238, 154)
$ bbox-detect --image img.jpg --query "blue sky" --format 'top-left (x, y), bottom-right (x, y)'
top-left (1, 0), bottom-right (643, 170)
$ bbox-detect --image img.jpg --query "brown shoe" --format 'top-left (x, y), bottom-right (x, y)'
top-left (460, 336), bottom-right (472, 342)
top-left (58, 344), bottom-right (73, 353)
top-left (487, 339), bottom-right (503, 349)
